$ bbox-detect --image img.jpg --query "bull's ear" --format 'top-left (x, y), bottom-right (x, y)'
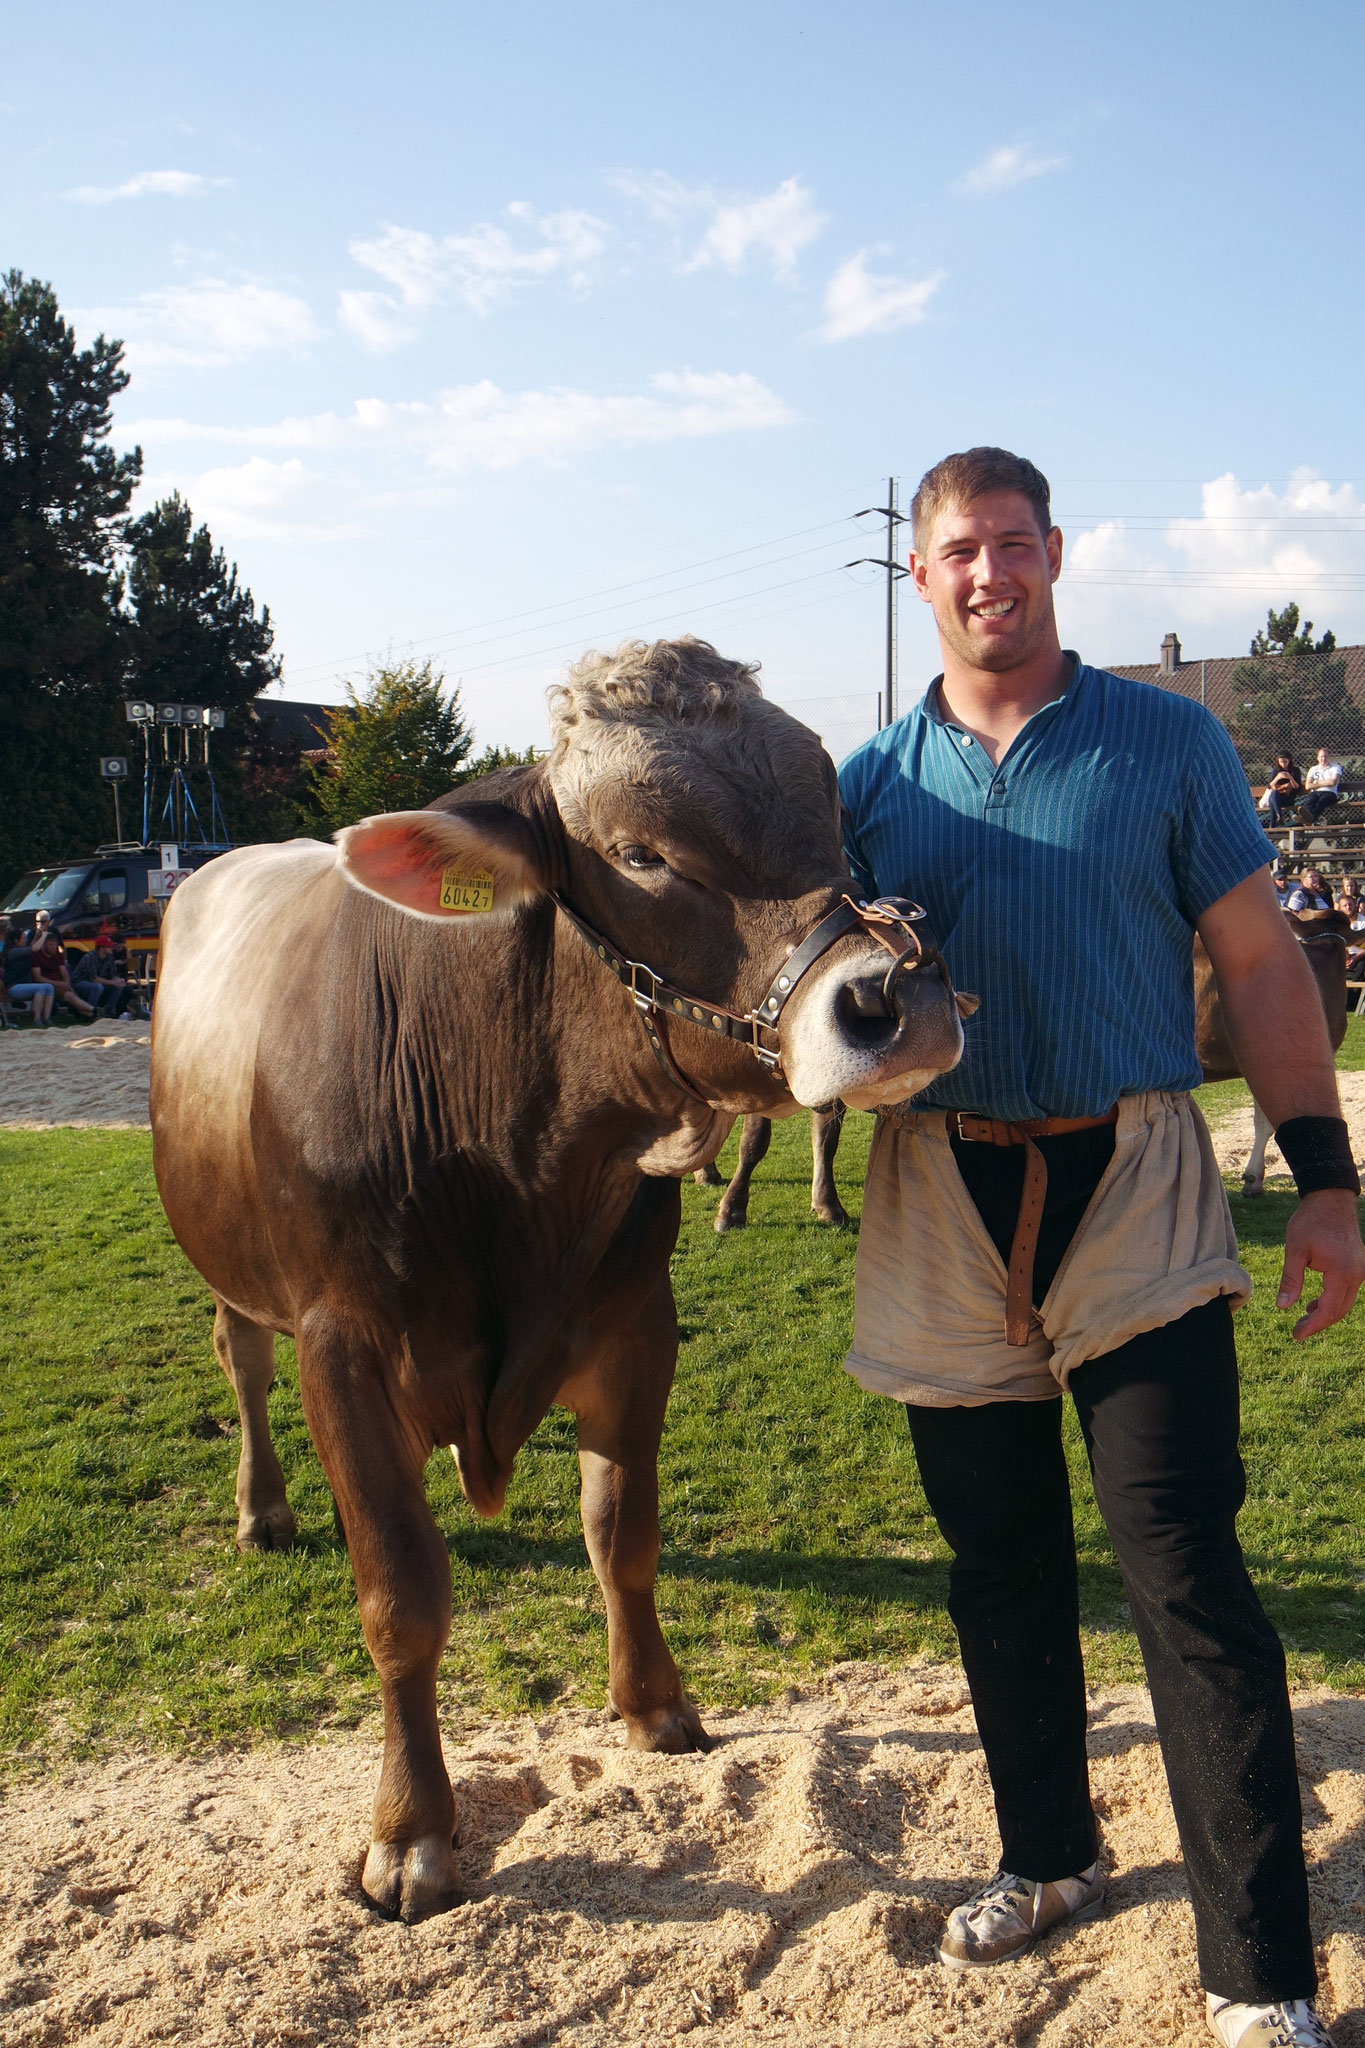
top-left (336, 806), bottom-right (548, 922)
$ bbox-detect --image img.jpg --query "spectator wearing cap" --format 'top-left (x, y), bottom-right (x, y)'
top-left (1298, 748), bottom-right (1344, 825)
top-left (31, 932), bottom-right (97, 1020)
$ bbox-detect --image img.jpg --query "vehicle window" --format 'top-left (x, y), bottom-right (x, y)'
top-left (0, 868), bottom-right (90, 914)
top-left (96, 868), bottom-right (128, 911)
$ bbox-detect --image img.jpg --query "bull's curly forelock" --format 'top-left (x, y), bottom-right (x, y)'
top-left (548, 636), bottom-right (762, 742)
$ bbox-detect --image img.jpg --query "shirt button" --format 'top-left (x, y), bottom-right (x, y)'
top-left (960, 734), bottom-right (973, 746)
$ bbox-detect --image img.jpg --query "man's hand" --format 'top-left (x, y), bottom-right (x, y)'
top-left (1277, 1188), bottom-right (1365, 1340)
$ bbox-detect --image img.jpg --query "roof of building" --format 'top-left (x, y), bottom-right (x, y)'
top-left (1106, 635), bottom-right (1365, 726)
top-left (248, 698), bottom-right (339, 750)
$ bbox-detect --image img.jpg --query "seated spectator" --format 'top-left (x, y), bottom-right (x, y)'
top-left (1260, 752), bottom-right (1303, 825)
top-left (1298, 746), bottom-right (1344, 824)
top-left (70, 934), bottom-right (132, 1018)
top-left (2, 926), bottom-right (55, 1026)
top-left (1336, 875), bottom-right (1362, 917)
top-left (1271, 869), bottom-right (1291, 907)
top-left (31, 932), bottom-right (97, 1019)
top-left (1285, 866), bottom-right (1334, 913)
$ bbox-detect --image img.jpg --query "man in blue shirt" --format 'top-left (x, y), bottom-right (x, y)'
top-left (837, 447), bottom-right (1364, 2048)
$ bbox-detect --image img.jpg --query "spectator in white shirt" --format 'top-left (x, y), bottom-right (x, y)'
top-left (1298, 747), bottom-right (1344, 824)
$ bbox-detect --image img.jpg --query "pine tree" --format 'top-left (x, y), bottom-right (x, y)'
top-left (0, 271), bottom-right (142, 879)
top-left (1229, 604), bottom-right (1364, 771)
top-left (124, 492), bottom-right (280, 709)
top-left (308, 657), bottom-right (474, 828)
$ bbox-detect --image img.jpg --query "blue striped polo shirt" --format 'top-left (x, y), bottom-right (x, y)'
top-left (837, 658), bottom-right (1270, 1121)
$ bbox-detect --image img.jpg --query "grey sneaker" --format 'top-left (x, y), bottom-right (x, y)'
top-left (1207, 1997), bottom-right (1335, 2046)
top-left (938, 1860), bottom-right (1104, 1968)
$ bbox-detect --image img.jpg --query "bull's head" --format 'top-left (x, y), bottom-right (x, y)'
top-left (335, 637), bottom-right (965, 1113)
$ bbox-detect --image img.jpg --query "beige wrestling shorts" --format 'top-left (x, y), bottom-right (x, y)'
top-left (845, 1090), bottom-right (1250, 1408)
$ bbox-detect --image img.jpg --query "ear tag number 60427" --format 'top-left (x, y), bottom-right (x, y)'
top-left (439, 867), bottom-right (495, 914)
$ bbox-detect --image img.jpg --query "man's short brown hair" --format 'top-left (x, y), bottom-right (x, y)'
top-left (911, 446), bottom-right (1053, 554)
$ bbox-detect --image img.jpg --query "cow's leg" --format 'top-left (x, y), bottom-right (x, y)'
top-left (296, 1313), bottom-right (461, 1922)
top-left (693, 1161), bottom-right (723, 1187)
top-left (1242, 1100), bottom-right (1274, 1197)
top-left (560, 1186), bottom-right (711, 1755)
top-left (714, 1114), bottom-right (772, 1232)
top-left (212, 1298), bottom-right (295, 1552)
top-left (810, 1103), bottom-right (849, 1226)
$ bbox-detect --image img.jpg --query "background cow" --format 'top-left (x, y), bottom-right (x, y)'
top-left (695, 1105), bottom-right (848, 1230)
top-left (150, 638), bottom-right (965, 1923)
top-left (1195, 908), bottom-right (1349, 1194)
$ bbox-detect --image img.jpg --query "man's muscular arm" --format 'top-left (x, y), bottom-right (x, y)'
top-left (1197, 866), bottom-right (1365, 1340)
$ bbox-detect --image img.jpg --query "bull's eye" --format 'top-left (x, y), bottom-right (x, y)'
top-left (620, 844), bottom-right (666, 871)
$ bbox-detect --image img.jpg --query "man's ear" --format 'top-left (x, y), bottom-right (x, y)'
top-left (335, 805), bottom-right (549, 922)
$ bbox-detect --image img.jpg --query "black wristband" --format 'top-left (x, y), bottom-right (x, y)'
top-left (1274, 1115), bottom-right (1360, 1198)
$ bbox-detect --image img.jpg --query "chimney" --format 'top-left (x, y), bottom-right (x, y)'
top-left (1159, 631), bottom-right (1182, 676)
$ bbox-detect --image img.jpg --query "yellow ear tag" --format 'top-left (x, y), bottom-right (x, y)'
top-left (439, 866), bottom-right (495, 914)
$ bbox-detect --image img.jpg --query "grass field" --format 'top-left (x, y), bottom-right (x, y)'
top-left (2, 1027), bottom-right (1363, 1763)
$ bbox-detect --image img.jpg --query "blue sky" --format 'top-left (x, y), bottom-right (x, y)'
top-left (6, 0), bottom-right (1365, 758)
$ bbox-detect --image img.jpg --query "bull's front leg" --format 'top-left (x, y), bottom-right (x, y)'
top-left (714, 1114), bottom-right (772, 1232)
top-left (1243, 1100), bottom-right (1274, 1197)
top-left (295, 1308), bottom-right (462, 1922)
top-left (560, 1218), bottom-right (711, 1754)
top-left (810, 1103), bottom-right (850, 1226)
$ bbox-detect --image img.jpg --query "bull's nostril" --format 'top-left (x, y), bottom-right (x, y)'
top-left (835, 975), bottom-right (901, 1048)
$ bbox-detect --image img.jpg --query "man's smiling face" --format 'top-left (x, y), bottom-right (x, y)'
top-left (911, 489), bottom-right (1063, 675)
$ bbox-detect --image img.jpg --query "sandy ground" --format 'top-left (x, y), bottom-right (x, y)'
top-left (0, 1018), bottom-right (152, 1128)
top-left (4, 1048), bottom-right (1364, 2041)
top-left (1, 1665), bottom-right (1362, 2047)
top-left (1208, 1072), bottom-right (1365, 1188)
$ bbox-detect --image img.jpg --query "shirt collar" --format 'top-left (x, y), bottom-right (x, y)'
top-left (922, 652), bottom-right (1083, 730)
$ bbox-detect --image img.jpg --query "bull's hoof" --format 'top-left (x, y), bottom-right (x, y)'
top-left (694, 1162), bottom-right (724, 1187)
top-left (1241, 1180), bottom-right (1265, 1199)
top-left (813, 1201), bottom-right (852, 1228)
top-left (362, 1832), bottom-right (465, 1922)
top-left (236, 1502), bottom-right (297, 1551)
top-left (714, 1205), bottom-right (748, 1234)
top-left (621, 1698), bottom-right (715, 1754)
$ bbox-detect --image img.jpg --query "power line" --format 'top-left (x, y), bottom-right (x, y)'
top-left (283, 487), bottom-right (868, 683)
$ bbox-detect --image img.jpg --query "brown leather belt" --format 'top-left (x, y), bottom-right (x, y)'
top-left (948, 1108), bottom-right (1120, 1346)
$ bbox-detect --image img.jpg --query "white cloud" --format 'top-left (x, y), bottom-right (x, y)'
top-left (818, 253), bottom-right (945, 343)
top-left (341, 206), bottom-right (610, 343)
top-left (1061, 469), bottom-right (1365, 661)
top-left (125, 368), bottom-right (794, 473)
top-left (611, 169), bottom-right (826, 283)
top-left (77, 280), bottom-right (317, 369)
top-left (337, 289), bottom-right (418, 353)
top-left (66, 169), bottom-right (232, 204)
top-left (684, 176), bottom-right (825, 283)
top-left (955, 144), bottom-right (1066, 196)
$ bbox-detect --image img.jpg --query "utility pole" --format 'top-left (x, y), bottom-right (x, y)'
top-left (848, 477), bottom-right (912, 728)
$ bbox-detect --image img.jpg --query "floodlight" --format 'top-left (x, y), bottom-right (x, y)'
top-left (209, 708), bottom-right (225, 729)
top-left (183, 704), bottom-right (206, 726)
top-left (99, 756), bottom-right (129, 779)
top-left (124, 699), bottom-right (154, 723)
top-left (157, 703), bottom-right (182, 724)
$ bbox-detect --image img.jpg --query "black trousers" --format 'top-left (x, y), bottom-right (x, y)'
top-left (905, 1128), bottom-right (1314, 2003)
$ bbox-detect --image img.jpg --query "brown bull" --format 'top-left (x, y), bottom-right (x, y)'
top-left (1195, 908), bottom-right (1349, 1193)
top-left (150, 638), bottom-right (964, 1923)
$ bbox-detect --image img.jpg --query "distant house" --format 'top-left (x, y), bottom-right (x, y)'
top-left (249, 698), bottom-right (340, 764)
top-left (1108, 631), bottom-right (1365, 727)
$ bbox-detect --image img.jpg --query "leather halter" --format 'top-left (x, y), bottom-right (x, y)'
top-left (551, 889), bottom-right (953, 1105)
